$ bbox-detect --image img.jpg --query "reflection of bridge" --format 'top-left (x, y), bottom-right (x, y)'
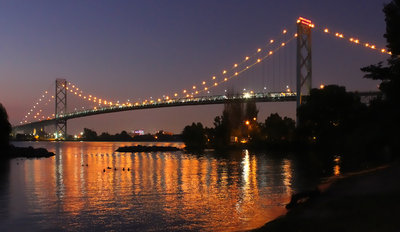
top-left (12, 17), bottom-right (387, 139)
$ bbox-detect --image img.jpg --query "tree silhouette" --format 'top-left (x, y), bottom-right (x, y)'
top-left (362, 0), bottom-right (400, 104)
top-left (82, 128), bottom-right (98, 140)
top-left (0, 103), bottom-right (11, 151)
top-left (360, 0), bottom-right (400, 157)
top-left (182, 122), bottom-right (206, 150)
top-left (297, 85), bottom-right (367, 148)
top-left (262, 113), bottom-right (295, 143)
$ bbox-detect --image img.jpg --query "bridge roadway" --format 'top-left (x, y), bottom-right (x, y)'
top-left (12, 91), bottom-right (379, 131)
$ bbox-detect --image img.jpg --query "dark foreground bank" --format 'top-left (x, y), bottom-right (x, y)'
top-left (252, 163), bottom-right (400, 232)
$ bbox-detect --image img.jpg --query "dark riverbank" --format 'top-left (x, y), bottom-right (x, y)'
top-left (5, 145), bottom-right (55, 158)
top-left (253, 163), bottom-right (400, 232)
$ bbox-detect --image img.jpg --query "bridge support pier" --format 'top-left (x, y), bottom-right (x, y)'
top-left (55, 79), bottom-right (67, 140)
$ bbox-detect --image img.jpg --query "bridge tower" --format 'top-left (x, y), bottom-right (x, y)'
top-left (296, 17), bottom-right (313, 109)
top-left (55, 79), bottom-right (67, 140)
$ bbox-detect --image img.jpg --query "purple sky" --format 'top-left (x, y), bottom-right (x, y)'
top-left (0, 0), bottom-right (389, 134)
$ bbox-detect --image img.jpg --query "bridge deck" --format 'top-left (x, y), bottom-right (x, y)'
top-left (12, 91), bottom-right (380, 131)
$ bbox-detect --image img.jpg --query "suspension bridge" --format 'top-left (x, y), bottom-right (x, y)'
top-left (12, 17), bottom-right (385, 139)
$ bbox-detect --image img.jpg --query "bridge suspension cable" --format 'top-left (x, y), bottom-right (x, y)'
top-left (20, 87), bottom-right (54, 124)
top-left (156, 26), bottom-right (297, 102)
top-left (66, 81), bottom-right (119, 107)
top-left (317, 25), bottom-right (391, 56)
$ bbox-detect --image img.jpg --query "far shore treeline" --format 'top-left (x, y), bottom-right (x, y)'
top-left (76, 128), bottom-right (181, 142)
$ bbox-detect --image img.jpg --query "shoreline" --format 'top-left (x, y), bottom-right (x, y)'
top-left (5, 145), bottom-right (55, 159)
top-left (252, 162), bottom-right (400, 231)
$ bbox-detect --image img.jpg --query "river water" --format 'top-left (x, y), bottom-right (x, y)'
top-left (0, 141), bottom-right (333, 231)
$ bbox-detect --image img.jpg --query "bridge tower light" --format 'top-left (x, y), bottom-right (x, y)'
top-left (296, 17), bottom-right (313, 117)
top-left (55, 79), bottom-right (67, 140)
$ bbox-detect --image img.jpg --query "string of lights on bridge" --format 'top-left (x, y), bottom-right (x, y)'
top-left (65, 82), bottom-right (119, 107)
top-left (157, 27), bottom-right (298, 104)
top-left (317, 26), bottom-right (391, 55)
top-left (57, 25), bottom-right (298, 109)
top-left (20, 90), bottom-right (54, 124)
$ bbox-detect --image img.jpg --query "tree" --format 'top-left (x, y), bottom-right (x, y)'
top-left (297, 85), bottom-right (367, 148)
top-left (0, 103), bottom-right (11, 151)
top-left (115, 130), bottom-right (132, 141)
top-left (361, 0), bottom-right (400, 104)
top-left (82, 128), bottom-right (98, 140)
top-left (182, 122), bottom-right (207, 150)
top-left (210, 116), bottom-right (230, 149)
top-left (360, 0), bottom-right (400, 156)
top-left (262, 113), bottom-right (295, 143)
top-left (98, 132), bottom-right (112, 141)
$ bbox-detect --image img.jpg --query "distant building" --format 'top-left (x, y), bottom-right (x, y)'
top-left (130, 130), bottom-right (145, 137)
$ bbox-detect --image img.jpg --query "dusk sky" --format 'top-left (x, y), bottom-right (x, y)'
top-left (0, 0), bottom-right (389, 135)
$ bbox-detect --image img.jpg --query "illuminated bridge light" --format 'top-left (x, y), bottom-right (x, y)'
top-left (297, 17), bottom-right (314, 28)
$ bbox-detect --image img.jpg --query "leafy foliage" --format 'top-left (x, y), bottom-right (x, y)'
top-left (262, 113), bottom-right (295, 143)
top-left (297, 85), bottom-right (367, 148)
top-left (182, 122), bottom-right (207, 150)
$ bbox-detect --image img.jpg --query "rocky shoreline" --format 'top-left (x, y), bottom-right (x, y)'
top-left (7, 145), bottom-right (55, 158)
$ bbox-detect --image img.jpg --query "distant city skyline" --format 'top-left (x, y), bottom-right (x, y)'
top-left (0, 0), bottom-right (388, 134)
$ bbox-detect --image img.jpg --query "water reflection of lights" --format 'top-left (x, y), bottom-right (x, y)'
top-left (333, 155), bottom-right (341, 176)
top-left (242, 150), bottom-right (250, 189)
top-left (12, 142), bottom-right (293, 231)
top-left (282, 159), bottom-right (293, 193)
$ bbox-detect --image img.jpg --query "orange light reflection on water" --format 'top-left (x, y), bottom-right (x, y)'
top-left (12, 142), bottom-right (294, 231)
